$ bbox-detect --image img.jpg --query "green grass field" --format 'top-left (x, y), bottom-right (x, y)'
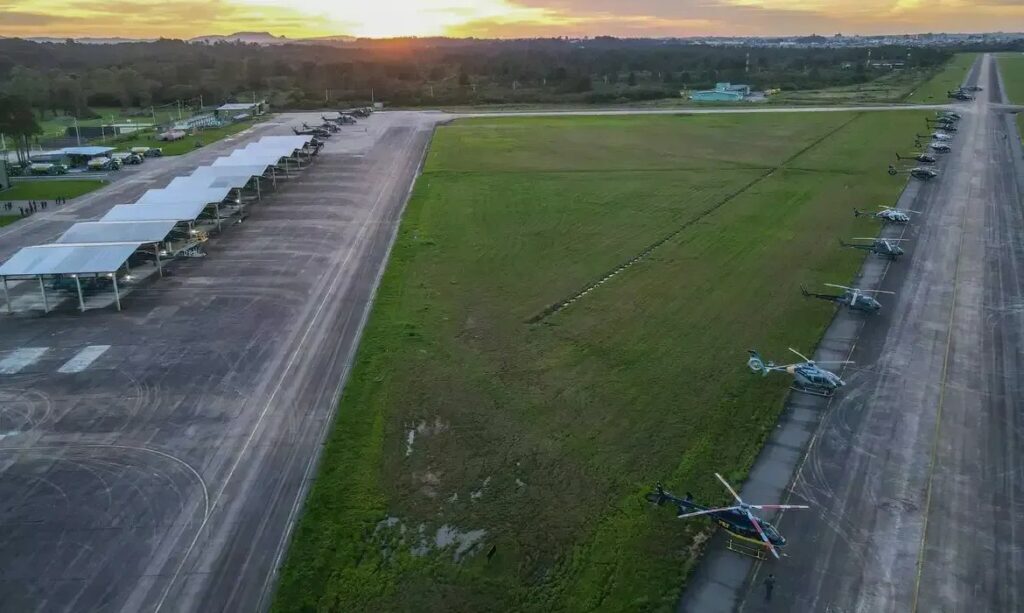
top-left (770, 69), bottom-right (932, 105)
top-left (107, 119), bottom-right (262, 155)
top-left (273, 110), bottom-right (928, 612)
top-left (0, 179), bottom-right (106, 201)
top-left (37, 106), bottom-right (180, 139)
top-left (997, 54), bottom-right (1024, 137)
top-left (0, 215), bottom-right (17, 227)
top-left (905, 53), bottom-right (978, 104)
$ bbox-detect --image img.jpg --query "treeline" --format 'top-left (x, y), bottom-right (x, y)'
top-left (0, 37), bottom-right (966, 112)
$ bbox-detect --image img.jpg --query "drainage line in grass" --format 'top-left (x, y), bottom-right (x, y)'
top-left (526, 113), bottom-right (865, 324)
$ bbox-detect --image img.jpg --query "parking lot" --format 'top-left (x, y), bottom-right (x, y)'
top-left (0, 111), bottom-right (441, 611)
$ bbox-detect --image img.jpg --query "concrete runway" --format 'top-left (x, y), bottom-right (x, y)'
top-left (0, 111), bottom-right (440, 611)
top-left (681, 53), bottom-right (1024, 612)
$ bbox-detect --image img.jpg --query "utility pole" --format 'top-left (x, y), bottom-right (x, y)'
top-left (371, 88), bottom-right (375, 104)
top-left (176, 99), bottom-right (182, 120)
top-left (73, 116), bottom-right (81, 146)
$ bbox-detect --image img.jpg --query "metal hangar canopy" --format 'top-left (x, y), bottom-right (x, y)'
top-left (0, 243), bottom-right (141, 277)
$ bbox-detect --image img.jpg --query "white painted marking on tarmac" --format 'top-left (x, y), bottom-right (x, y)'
top-left (0, 348), bottom-right (48, 374)
top-left (57, 345), bottom-right (111, 374)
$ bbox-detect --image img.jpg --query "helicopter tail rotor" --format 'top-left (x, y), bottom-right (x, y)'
top-left (747, 350), bottom-right (771, 376)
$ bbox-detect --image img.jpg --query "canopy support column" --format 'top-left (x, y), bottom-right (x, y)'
top-left (111, 273), bottom-right (121, 312)
top-left (2, 277), bottom-right (10, 314)
top-left (154, 244), bottom-right (163, 278)
top-left (215, 203), bottom-right (222, 231)
top-left (74, 275), bottom-right (85, 312)
top-left (255, 177), bottom-right (261, 200)
top-left (38, 276), bottom-right (48, 313)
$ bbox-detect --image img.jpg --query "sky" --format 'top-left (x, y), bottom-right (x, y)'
top-left (0, 0), bottom-right (1022, 40)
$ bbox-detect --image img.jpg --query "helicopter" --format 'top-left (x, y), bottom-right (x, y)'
top-left (917, 132), bottom-right (953, 142)
top-left (948, 89), bottom-right (974, 101)
top-left (323, 113), bottom-right (357, 125)
top-left (927, 141), bottom-right (952, 154)
top-left (801, 283), bottom-right (894, 313)
top-left (936, 111), bottom-right (961, 121)
top-left (925, 119), bottom-right (957, 133)
top-left (305, 121), bottom-right (339, 133)
top-left (888, 165), bottom-right (938, 180)
top-left (896, 152), bottom-right (936, 164)
top-left (854, 205), bottom-right (921, 224)
top-left (748, 347), bottom-right (850, 396)
top-left (646, 475), bottom-right (809, 559)
top-left (293, 126), bottom-right (331, 138)
top-left (840, 237), bottom-right (908, 259)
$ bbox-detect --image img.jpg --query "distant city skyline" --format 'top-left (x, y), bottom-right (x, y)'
top-left (2, 0), bottom-right (1023, 40)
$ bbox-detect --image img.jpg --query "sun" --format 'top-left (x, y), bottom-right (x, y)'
top-left (333, 0), bottom-right (555, 38)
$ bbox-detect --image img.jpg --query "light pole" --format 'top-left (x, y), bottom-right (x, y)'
top-left (73, 116), bottom-right (81, 146)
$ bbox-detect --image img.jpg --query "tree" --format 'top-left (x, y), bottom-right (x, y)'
top-left (627, 71), bottom-right (637, 86)
top-left (0, 95), bottom-right (42, 163)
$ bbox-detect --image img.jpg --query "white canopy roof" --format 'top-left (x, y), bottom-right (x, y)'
top-left (192, 164), bottom-right (270, 179)
top-left (102, 202), bottom-right (209, 223)
top-left (0, 243), bottom-right (140, 277)
top-left (56, 220), bottom-right (179, 245)
top-left (136, 185), bottom-right (234, 205)
top-left (212, 151), bottom-right (289, 167)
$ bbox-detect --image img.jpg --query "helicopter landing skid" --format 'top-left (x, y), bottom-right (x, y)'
top-left (726, 538), bottom-right (768, 561)
top-left (790, 384), bottom-right (835, 398)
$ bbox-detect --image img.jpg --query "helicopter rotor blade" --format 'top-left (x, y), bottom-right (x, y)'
top-left (748, 504), bottom-right (811, 510)
top-left (677, 506), bottom-right (742, 519)
top-left (746, 511), bottom-right (780, 560)
top-left (788, 347), bottom-right (811, 363)
top-left (715, 473), bottom-right (744, 505)
top-left (824, 283), bottom-right (852, 291)
top-left (811, 360), bottom-right (855, 366)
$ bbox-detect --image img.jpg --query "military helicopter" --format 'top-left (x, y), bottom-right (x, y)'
top-left (896, 152), bottom-right (937, 164)
top-left (801, 283), bottom-right (894, 313)
top-left (937, 111), bottom-right (962, 121)
top-left (305, 121), bottom-right (339, 133)
top-left (917, 132), bottom-right (953, 142)
top-left (888, 165), bottom-right (938, 180)
top-left (948, 89), bottom-right (974, 101)
top-left (927, 141), bottom-right (952, 154)
top-left (293, 125), bottom-right (331, 138)
top-left (646, 475), bottom-right (809, 559)
top-left (840, 237), bottom-right (908, 259)
top-left (854, 205), bottom-right (921, 224)
top-left (925, 118), bottom-right (957, 133)
top-left (323, 113), bottom-right (357, 125)
top-left (748, 347), bottom-right (850, 396)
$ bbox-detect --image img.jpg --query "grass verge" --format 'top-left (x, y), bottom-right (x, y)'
top-left (273, 110), bottom-right (928, 613)
top-left (107, 119), bottom-right (264, 155)
top-left (904, 53), bottom-right (978, 104)
top-left (0, 179), bottom-right (106, 201)
top-left (997, 54), bottom-right (1024, 138)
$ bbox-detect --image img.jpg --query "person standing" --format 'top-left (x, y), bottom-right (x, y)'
top-left (763, 573), bottom-right (776, 601)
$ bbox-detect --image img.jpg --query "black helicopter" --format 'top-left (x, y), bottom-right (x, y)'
top-left (646, 475), bottom-right (809, 559)
top-left (802, 283), bottom-right (894, 313)
top-left (840, 237), bottom-right (907, 259)
top-left (948, 89), bottom-right (974, 101)
top-left (323, 113), bottom-right (357, 125)
top-left (937, 111), bottom-right (961, 121)
top-left (896, 152), bottom-right (937, 164)
top-left (293, 126), bottom-right (331, 138)
top-left (305, 121), bottom-right (339, 133)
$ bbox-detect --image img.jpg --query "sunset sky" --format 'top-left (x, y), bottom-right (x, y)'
top-left (0, 0), bottom-right (1021, 40)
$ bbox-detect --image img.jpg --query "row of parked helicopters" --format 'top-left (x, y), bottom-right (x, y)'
top-left (292, 107), bottom-right (374, 138)
top-left (647, 108), bottom-right (966, 560)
